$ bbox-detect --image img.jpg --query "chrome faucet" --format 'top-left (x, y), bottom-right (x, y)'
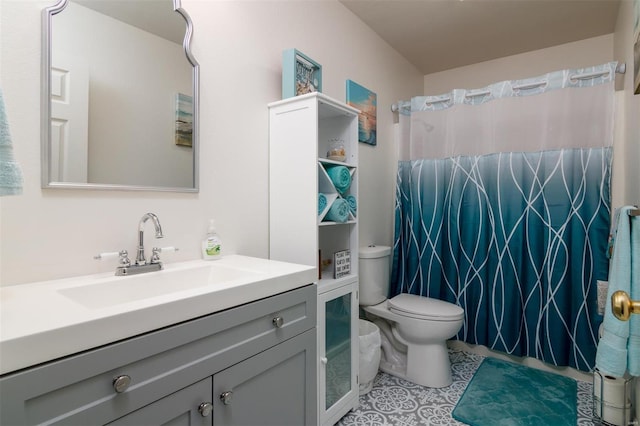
top-left (94, 213), bottom-right (179, 276)
top-left (136, 212), bottom-right (164, 266)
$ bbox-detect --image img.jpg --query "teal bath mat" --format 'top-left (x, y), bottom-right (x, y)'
top-left (452, 357), bottom-right (577, 426)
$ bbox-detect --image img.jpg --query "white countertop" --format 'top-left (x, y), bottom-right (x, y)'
top-left (0, 255), bottom-right (316, 375)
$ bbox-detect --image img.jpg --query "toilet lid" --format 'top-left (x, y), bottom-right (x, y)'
top-left (388, 294), bottom-right (464, 320)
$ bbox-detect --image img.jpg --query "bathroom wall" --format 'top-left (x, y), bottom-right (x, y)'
top-left (423, 35), bottom-right (614, 94)
top-left (0, 0), bottom-right (423, 286)
top-left (613, 0), bottom-right (640, 206)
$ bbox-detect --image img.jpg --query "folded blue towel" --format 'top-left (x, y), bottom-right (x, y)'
top-left (325, 165), bottom-right (351, 195)
top-left (596, 206), bottom-right (633, 377)
top-left (345, 195), bottom-right (357, 216)
top-left (318, 193), bottom-right (327, 216)
top-left (324, 198), bottom-right (349, 223)
top-left (0, 89), bottom-right (23, 197)
top-left (628, 215), bottom-right (639, 376)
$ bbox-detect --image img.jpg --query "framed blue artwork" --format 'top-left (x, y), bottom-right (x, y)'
top-left (346, 80), bottom-right (377, 146)
top-left (282, 49), bottom-right (322, 99)
top-left (175, 93), bottom-right (193, 147)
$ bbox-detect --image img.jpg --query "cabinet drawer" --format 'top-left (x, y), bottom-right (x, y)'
top-left (0, 284), bottom-right (315, 425)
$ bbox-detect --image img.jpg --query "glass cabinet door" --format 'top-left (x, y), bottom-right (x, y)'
top-left (325, 292), bottom-right (351, 409)
top-left (318, 281), bottom-right (358, 426)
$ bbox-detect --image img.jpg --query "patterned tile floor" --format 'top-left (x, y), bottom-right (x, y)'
top-left (336, 350), bottom-right (595, 425)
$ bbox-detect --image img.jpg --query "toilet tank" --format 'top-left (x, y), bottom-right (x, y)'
top-left (358, 245), bottom-right (391, 306)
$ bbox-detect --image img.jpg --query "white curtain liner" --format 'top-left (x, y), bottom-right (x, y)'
top-left (399, 62), bottom-right (616, 160)
top-left (412, 62), bottom-right (617, 111)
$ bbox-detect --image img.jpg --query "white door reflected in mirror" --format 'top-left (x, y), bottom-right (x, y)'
top-left (50, 51), bottom-right (89, 183)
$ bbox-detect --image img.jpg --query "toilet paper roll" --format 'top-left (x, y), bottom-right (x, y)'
top-left (593, 373), bottom-right (632, 406)
top-left (594, 399), bottom-right (632, 426)
top-left (593, 372), bottom-right (632, 426)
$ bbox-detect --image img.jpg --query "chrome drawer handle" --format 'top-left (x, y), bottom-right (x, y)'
top-left (272, 316), bottom-right (284, 328)
top-left (198, 402), bottom-right (213, 417)
top-left (220, 390), bottom-right (233, 405)
top-left (112, 375), bottom-right (131, 393)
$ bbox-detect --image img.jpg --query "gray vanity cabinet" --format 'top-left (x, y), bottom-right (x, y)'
top-left (0, 284), bottom-right (317, 426)
top-left (108, 378), bottom-right (212, 426)
top-left (212, 330), bottom-right (315, 426)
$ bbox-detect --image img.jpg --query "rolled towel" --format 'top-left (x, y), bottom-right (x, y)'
top-left (345, 195), bottom-right (357, 216)
top-left (318, 193), bottom-right (327, 215)
top-left (324, 198), bottom-right (349, 223)
top-left (325, 165), bottom-right (351, 195)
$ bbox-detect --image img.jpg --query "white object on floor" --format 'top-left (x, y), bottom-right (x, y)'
top-left (358, 319), bottom-right (381, 395)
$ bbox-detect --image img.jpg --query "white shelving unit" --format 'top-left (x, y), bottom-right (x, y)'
top-left (269, 92), bottom-right (360, 426)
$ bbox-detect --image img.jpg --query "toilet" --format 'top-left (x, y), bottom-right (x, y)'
top-left (359, 245), bottom-right (464, 388)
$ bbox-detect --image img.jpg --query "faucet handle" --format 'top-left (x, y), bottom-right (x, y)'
top-left (95, 250), bottom-right (131, 267)
top-left (118, 250), bottom-right (131, 267)
top-left (151, 247), bottom-right (179, 264)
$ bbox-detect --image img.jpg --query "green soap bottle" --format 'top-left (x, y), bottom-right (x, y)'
top-left (202, 219), bottom-right (222, 260)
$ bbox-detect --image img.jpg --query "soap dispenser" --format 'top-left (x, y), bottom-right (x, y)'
top-left (202, 219), bottom-right (222, 260)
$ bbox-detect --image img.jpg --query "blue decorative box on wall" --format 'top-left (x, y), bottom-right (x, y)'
top-left (282, 48), bottom-right (322, 99)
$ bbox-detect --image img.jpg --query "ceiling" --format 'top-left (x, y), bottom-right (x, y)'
top-left (339, 0), bottom-right (622, 75)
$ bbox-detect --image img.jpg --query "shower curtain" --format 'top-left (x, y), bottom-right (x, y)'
top-left (392, 63), bottom-right (616, 371)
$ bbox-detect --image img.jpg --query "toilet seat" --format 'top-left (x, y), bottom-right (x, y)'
top-left (388, 294), bottom-right (464, 321)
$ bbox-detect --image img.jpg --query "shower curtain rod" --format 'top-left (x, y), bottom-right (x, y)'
top-left (390, 62), bottom-right (627, 112)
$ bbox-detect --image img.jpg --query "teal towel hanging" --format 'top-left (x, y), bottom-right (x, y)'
top-left (596, 206), bottom-right (633, 377)
top-left (0, 89), bottom-right (24, 196)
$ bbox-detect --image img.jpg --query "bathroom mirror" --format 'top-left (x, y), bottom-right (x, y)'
top-left (41, 0), bottom-right (199, 192)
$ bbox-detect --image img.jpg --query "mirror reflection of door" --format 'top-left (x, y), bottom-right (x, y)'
top-left (50, 50), bottom-right (89, 183)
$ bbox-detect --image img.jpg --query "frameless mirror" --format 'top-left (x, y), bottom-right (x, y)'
top-left (42, 0), bottom-right (199, 191)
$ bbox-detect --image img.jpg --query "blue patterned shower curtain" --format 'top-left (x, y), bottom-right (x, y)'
top-left (392, 63), bottom-right (616, 371)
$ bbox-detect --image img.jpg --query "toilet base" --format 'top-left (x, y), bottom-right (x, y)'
top-left (407, 342), bottom-right (452, 388)
top-left (379, 341), bottom-right (452, 388)
top-left (379, 357), bottom-right (408, 380)
top-left (359, 379), bottom-right (375, 395)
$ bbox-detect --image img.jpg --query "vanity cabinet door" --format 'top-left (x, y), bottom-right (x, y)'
top-left (108, 378), bottom-right (212, 426)
top-left (212, 329), bottom-right (317, 426)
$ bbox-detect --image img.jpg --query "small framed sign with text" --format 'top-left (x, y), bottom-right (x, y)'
top-left (334, 250), bottom-right (351, 279)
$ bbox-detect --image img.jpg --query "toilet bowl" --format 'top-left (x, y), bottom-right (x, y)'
top-left (359, 245), bottom-right (464, 388)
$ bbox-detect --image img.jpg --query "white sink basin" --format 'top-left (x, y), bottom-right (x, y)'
top-left (58, 263), bottom-right (260, 309)
top-left (1, 255), bottom-right (317, 375)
